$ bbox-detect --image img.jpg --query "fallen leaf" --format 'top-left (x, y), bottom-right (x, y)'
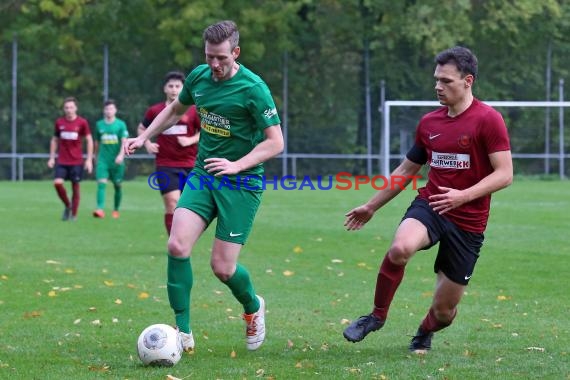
top-left (114, 299), bottom-right (122, 305)
top-left (348, 368), bottom-right (361, 374)
top-left (46, 260), bottom-right (61, 265)
top-left (64, 269), bottom-right (75, 274)
top-left (497, 295), bottom-right (511, 301)
top-left (138, 292), bottom-right (150, 299)
top-left (526, 346), bottom-right (545, 352)
top-left (88, 307), bottom-right (97, 312)
top-left (230, 350), bottom-right (237, 358)
top-left (295, 361), bottom-right (303, 368)
top-left (357, 262), bottom-right (367, 267)
top-left (1, 275), bottom-right (8, 280)
top-left (283, 270), bottom-right (294, 277)
top-left (74, 319), bottom-right (81, 324)
top-left (48, 291), bottom-right (57, 297)
top-left (293, 246), bottom-right (303, 254)
top-left (340, 318), bottom-right (351, 325)
top-left (112, 318), bottom-right (118, 323)
top-left (104, 280), bottom-right (114, 287)
top-left (331, 259), bottom-right (343, 263)
top-left (91, 319), bottom-right (101, 325)
top-left (255, 368), bottom-right (265, 377)
top-left (24, 310), bottom-right (42, 319)
top-left (166, 375), bottom-right (182, 380)
top-left (88, 365), bottom-right (109, 372)
top-left (287, 339), bottom-right (294, 348)
top-left (127, 283), bottom-right (136, 288)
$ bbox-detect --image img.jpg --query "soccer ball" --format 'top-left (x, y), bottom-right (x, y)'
top-left (136, 324), bottom-right (183, 367)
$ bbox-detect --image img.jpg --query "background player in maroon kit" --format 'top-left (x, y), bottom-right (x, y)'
top-left (47, 97), bottom-right (93, 221)
top-left (342, 46), bottom-right (513, 353)
top-left (137, 71), bottom-right (201, 235)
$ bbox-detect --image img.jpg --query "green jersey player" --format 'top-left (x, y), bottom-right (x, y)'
top-left (93, 99), bottom-right (129, 219)
top-left (125, 20), bottom-right (283, 354)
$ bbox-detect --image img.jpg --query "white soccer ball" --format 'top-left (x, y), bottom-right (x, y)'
top-left (137, 323), bottom-right (183, 367)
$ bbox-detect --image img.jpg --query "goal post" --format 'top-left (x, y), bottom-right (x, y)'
top-left (381, 100), bottom-right (570, 179)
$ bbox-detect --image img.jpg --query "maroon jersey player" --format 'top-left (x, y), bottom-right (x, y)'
top-left (342, 46), bottom-right (513, 353)
top-left (47, 97), bottom-right (94, 221)
top-left (137, 71), bottom-right (201, 235)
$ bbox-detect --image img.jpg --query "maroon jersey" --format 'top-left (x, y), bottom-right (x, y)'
top-left (54, 116), bottom-right (91, 165)
top-left (414, 98), bottom-right (510, 233)
top-left (142, 103), bottom-right (200, 167)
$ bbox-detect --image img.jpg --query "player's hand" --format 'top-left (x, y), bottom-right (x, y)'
top-left (144, 142), bottom-right (159, 154)
top-left (344, 204), bottom-right (375, 231)
top-left (84, 159), bottom-right (93, 174)
top-left (124, 137), bottom-right (146, 156)
top-left (204, 158), bottom-right (241, 176)
top-left (428, 186), bottom-right (469, 214)
top-left (47, 158), bottom-right (55, 168)
top-left (115, 155), bottom-right (124, 165)
top-left (177, 136), bottom-right (194, 147)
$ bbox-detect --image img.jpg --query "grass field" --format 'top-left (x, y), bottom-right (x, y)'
top-left (0, 178), bottom-right (568, 379)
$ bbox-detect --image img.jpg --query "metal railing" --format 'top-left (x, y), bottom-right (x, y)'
top-left (1, 152), bottom-right (568, 181)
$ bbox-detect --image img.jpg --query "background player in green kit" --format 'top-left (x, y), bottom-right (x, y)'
top-left (93, 99), bottom-right (129, 219)
top-left (125, 20), bottom-right (283, 354)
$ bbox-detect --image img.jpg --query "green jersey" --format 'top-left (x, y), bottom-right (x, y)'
top-left (179, 64), bottom-right (281, 180)
top-left (94, 118), bottom-right (129, 164)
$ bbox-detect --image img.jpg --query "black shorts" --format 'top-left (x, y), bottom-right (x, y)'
top-left (156, 166), bottom-right (194, 195)
top-left (54, 164), bottom-right (84, 183)
top-left (402, 198), bottom-right (484, 285)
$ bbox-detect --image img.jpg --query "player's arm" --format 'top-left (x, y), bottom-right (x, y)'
top-left (204, 125), bottom-right (284, 176)
top-left (47, 136), bottom-right (59, 168)
top-left (84, 134), bottom-right (94, 174)
top-left (344, 158), bottom-right (423, 231)
top-left (177, 131), bottom-right (200, 147)
top-left (137, 122), bottom-right (159, 154)
top-left (115, 137), bottom-right (126, 164)
top-left (126, 99), bottom-right (189, 155)
top-left (429, 150), bottom-right (513, 214)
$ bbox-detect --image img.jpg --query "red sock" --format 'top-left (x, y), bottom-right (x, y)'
top-left (165, 213), bottom-right (173, 235)
top-left (54, 183), bottom-right (70, 207)
top-left (372, 254), bottom-right (405, 320)
top-left (71, 182), bottom-right (80, 217)
top-left (420, 307), bottom-right (456, 333)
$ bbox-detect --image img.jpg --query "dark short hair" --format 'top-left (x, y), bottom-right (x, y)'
top-left (203, 20), bottom-right (239, 50)
top-left (103, 99), bottom-right (116, 107)
top-left (435, 46), bottom-right (478, 80)
top-left (163, 71), bottom-right (185, 86)
top-left (63, 96), bottom-right (77, 106)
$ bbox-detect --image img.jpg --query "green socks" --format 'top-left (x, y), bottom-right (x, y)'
top-left (223, 264), bottom-right (260, 314)
top-left (167, 255), bottom-right (193, 333)
top-left (113, 183), bottom-right (122, 211)
top-left (96, 182), bottom-right (106, 209)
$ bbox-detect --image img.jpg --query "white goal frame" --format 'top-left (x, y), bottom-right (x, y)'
top-left (381, 100), bottom-right (570, 179)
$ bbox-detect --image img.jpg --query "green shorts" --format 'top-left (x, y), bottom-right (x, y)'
top-left (177, 171), bottom-right (263, 244)
top-left (96, 161), bottom-right (125, 183)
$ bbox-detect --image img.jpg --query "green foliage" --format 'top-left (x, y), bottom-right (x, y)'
top-left (1, 0), bottom-right (570, 178)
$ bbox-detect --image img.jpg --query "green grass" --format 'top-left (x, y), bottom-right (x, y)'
top-left (0, 178), bottom-right (568, 379)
